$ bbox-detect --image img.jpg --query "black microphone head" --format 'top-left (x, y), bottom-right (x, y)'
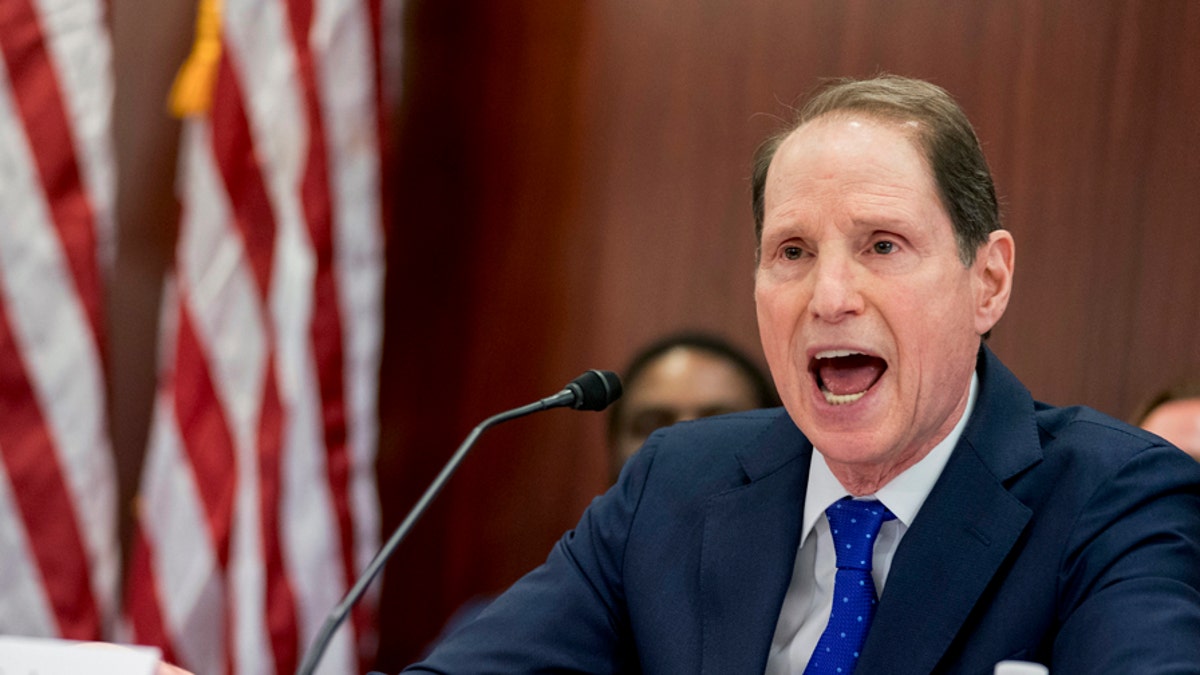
top-left (565, 369), bottom-right (623, 411)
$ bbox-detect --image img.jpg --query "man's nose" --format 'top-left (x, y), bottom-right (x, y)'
top-left (808, 253), bottom-right (864, 322)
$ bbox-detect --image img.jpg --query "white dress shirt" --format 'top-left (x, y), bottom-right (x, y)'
top-left (764, 374), bottom-right (979, 674)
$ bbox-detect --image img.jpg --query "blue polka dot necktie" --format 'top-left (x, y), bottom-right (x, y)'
top-left (803, 498), bottom-right (895, 675)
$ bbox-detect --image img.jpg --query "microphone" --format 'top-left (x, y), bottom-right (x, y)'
top-left (296, 370), bottom-right (622, 675)
top-left (534, 368), bottom-right (623, 411)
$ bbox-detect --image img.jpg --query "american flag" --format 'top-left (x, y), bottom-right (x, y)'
top-left (0, 0), bottom-right (119, 642)
top-left (124, 0), bottom-right (391, 673)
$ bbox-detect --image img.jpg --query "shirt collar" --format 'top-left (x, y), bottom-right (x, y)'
top-left (800, 372), bottom-right (979, 547)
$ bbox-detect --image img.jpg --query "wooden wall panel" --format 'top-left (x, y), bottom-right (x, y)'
top-left (374, 1), bottom-right (601, 665)
top-left (108, 0), bottom-right (192, 569)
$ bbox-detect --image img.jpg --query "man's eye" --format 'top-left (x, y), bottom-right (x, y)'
top-left (872, 241), bottom-right (896, 254)
top-left (782, 246), bottom-right (803, 260)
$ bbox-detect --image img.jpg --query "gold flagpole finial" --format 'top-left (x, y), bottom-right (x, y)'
top-left (168, 0), bottom-right (223, 117)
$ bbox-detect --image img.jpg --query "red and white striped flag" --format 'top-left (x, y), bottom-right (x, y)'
top-left (124, 0), bottom-right (389, 673)
top-left (0, 0), bottom-right (119, 642)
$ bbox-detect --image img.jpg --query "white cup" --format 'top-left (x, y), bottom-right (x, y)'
top-left (994, 660), bottom-right (1049, 675)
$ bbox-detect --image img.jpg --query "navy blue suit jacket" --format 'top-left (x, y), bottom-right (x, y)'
top-left (406, 348), bottom-right (1200, 673)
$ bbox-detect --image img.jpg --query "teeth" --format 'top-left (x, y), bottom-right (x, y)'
top-left (814, 349), bottom-right (863, 360)
top-left (822, 389), bottom-right (867, 405)
top-left (814, 350), bottom-right (871, 405)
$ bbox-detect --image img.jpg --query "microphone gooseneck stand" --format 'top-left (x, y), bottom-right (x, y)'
top-left (295, 370), bottom-right (621, 675)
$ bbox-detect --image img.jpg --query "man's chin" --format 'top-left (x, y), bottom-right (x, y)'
top-left (813, 436), bottom-right (886, 464)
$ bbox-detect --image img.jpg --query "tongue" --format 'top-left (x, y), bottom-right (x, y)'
top-left (818, 354), bottom-right (885, 395)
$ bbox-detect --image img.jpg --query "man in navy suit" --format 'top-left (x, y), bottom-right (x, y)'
top-left (404, 76), bottom-right (1200, 673)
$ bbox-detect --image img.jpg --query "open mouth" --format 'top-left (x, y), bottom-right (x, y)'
top-left (810, 350), bottom-right (887, 405)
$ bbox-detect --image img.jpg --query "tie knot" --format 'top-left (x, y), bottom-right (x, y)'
top-left (825, 498), bottom-right (895, 570)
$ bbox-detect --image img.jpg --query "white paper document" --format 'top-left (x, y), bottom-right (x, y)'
top-left (0, 636), bottom-right (161, 675)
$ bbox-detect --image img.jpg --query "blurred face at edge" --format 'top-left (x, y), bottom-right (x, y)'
top-left (1141, 398), bottom-right (1200, 462)
top-left (754, 114), bottom-right (1013, 495)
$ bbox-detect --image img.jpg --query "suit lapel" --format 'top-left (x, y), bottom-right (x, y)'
top-left (857, 441), bottom-right (1032, 674)
top-left (857, 347), bottom-right (1042, 674)
top-left (699, 413), bottom-right (810, 675)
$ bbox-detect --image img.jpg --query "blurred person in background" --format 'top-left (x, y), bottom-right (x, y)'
top-left (1134, 378), bottom-right (1200, 462)
top-left (606, 332), bottom-right (778, 479)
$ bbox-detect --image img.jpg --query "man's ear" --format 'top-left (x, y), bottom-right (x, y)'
top-left (973, 229), bottom-right (1015, 335)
